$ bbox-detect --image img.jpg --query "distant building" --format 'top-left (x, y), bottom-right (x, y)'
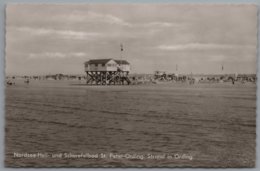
top-left (84, 59), bottom-right (130, 72)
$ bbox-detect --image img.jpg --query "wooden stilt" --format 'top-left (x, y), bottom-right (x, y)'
top-left (86, 70), bottom-right (131, 85)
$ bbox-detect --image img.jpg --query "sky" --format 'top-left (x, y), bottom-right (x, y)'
top-left (5, 4), bottom-right (258, 75)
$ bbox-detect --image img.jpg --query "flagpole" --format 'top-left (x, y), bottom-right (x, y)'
top-left (120, 43), bottom-right (123, 66)
top-left (221, 63), bottom-right (224, 74)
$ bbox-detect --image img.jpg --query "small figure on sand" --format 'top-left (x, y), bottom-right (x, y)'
top-left (6, 80), bottom-right (15, 86)
top-left (24, 78), bottom-right (30, 84)
top-left (6, 76), bottom-right (15, 86)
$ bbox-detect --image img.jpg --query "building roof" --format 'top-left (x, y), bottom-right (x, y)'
top-left (85, 59), bottom-right (112, 65)
top-left (85, 59), bottom-right (130, 65)
top-left (114, 60), bottom-right (130, 65)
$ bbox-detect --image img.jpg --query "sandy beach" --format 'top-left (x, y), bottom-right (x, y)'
top-left (5, 80), bottom-right (256, 167)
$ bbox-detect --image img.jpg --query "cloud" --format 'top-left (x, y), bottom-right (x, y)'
top-left (15, 27), bottom-right (102, 40)
top-left (60, 11), bottom-right (180, 27)
top-left (28, 52), bottom-right (86, 59)
top-left (158, 43), bottom-right (255, 51)
top-left (67, 11), bottom-right (132, 27)
top-left (139, 22), bottom-right (179, 28)
top-left (208, 55), bottom-right (227, 62)
top-left (148, 22), bottom-right (174, 27)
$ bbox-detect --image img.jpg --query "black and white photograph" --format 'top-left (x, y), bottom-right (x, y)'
top-left (4, 4), bottom-right (257, 167)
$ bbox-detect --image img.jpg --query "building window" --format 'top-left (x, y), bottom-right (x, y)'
top-left (102, 64), bottom-right (105, 67)
top-left (95, 64), bottom-right (98, 67)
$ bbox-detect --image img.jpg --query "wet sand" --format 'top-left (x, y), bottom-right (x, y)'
top-left (5, 80), bottom-right (256, 167)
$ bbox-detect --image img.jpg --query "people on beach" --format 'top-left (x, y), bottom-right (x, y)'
top-left (6, 80), bottom-right (15, 86)
top-left (24, 78), bottom-right (30, 84)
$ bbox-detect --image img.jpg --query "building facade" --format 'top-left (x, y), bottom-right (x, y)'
top-left (84, 59), bottom-right (130, 72)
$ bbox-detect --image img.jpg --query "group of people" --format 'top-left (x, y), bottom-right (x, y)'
top-left (6, 77), bottom-right (30, 86)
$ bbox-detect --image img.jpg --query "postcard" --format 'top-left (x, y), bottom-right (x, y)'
top-left (5, 4), bottom-right (257, 167)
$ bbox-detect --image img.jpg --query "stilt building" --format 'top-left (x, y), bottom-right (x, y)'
top-left (84, 58), bottom-right (131, 85)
